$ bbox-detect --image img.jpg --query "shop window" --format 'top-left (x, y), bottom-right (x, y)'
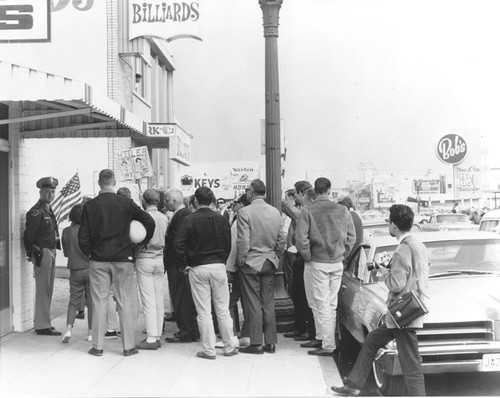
top-left (0, 104), bottom-right (8, 140)
top-left (134, 56), bottom-right (150, 100)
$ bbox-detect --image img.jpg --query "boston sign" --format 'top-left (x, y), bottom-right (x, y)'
top-left (436, 134), bottom-right (467, 165)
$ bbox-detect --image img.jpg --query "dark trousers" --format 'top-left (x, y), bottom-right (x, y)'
top-left (67, 268), bottom-right (92, 329)
top-left (284, 251), bottom-right (315, 335)
top-left (166, 267), bottom-right (199, 339)
top-left (347, 325), bottom-right (426, 396)
top-left (239, 261), bottom-right (277, 345)
top-left (228, 270), bottom-right (249, 336)
top-left (34, 248), bottom-right (56, 330)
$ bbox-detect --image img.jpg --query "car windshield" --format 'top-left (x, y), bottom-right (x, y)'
top-left (364, 223), bottom-right (422, 239)
top-left (480, 219), bottom-right (500, 233)
top-left (373, 239), bottom-right (500, 276)
top-left (435, 214), bottom-right (469, 223)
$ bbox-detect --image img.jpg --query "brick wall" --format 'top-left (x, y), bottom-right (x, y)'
top-left (107, 0), bottom-right (134, 180)
top-left (9, 103), bottom-right (35, 332)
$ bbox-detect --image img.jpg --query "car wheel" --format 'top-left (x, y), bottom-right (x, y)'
top-left (372, 356), bottom-right (405, 396)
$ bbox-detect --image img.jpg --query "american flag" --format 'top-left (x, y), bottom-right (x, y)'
top-left (51, 173), bottom-right (82, 225)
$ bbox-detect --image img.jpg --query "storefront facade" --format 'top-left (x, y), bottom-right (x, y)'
top-left (0, 0), bottom-right (194, 335)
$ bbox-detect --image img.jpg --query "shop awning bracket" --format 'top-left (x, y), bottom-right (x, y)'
top-left (20, 121), bottom-right (117, 137)
top-left (0, 108), bottom-right (93, 125)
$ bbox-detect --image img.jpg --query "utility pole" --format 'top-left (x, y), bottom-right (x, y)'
top-left (259, 0), bottom-right (293, 333)
top-left (259, 0), bottom-right (282, 209)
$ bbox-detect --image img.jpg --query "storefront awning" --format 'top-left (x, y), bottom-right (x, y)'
top-left (0, 61), bottom-right (146, 138)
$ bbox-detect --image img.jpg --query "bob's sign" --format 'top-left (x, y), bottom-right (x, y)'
top-left (436, 134), bottom-right (467, 165)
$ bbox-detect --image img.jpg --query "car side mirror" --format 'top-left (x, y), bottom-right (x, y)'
top-left (356, 249), bottom-right (369, 282)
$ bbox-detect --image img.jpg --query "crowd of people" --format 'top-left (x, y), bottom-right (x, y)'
top-left (24, 169), bottom-right (429, 395)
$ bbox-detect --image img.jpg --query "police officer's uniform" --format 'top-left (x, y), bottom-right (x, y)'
top-left (23, 177), bottom-right (61, 334)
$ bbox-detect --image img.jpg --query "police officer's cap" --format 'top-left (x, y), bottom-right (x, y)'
top-left (36, 177), bottom-right (58, 189)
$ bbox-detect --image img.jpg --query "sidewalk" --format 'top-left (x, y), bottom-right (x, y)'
top-left (0, 287), bottom-right (341, 397)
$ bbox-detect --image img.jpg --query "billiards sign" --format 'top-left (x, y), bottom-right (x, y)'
top-left (0, 0), bottom-right (50, 42)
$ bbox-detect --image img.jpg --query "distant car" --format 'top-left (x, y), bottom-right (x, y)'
top-left (420, 213), bottom-right (476, 231)
top-left (479, 209), bottom-right (500, 234)
top-left (338, 231), bottom-right (500, 396)
top-left (363, 218), bottom-right (422, 242)
top-left (360, 210), bottom-right (386, 221)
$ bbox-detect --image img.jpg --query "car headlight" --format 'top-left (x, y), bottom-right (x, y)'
top-left (494, 321), bottom-right (500, 341)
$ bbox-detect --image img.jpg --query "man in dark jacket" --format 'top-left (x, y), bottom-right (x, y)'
top-left (24, 177), bottom-right (62, 336)
top-left (174, 187), bottom-right (238, 359)
top-left (163, 188), bottom-right (199, 343)
top-left (78, 169), bottom-right (155, 357)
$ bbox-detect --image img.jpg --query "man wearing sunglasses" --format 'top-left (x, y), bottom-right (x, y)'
top-left (216, 198), bottom-right (230, 222)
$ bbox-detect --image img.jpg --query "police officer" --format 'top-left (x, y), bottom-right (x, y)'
top-left (24, 177), bottom-right (62, 336)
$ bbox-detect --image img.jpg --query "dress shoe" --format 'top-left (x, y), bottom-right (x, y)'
top-left (35, 328), bottom-right (62, 336)
top-left (104, 330), bottom-right (118, 339)
top-left (88, 348), bottom-right (103, 357)
top-left (284, 330), bottom-right (301, 338)
top-left (308, 348), bottom-right (335, 356)
top-left (293, 332), bottom-right (313, 341)
top-left (165, 335), bottom-right (194, 343)
top-left (136, 339), bottom-right (158, 350)
top-left (263, 343), bottom-right (276, 354)
top-left (328, 384), bottom-right (361, 396)
top-left (239, 344), bottom-right (264, 355)
top-left (300, 339), bottom-right (322, 348)
top-left (223, 348), bottom-right (239, 357)
top-left (123, 347), bottom-right (139, 357)
top-left (164, 312), bottom-right (176, 322)
top-left (197, 351), bottom-right (216, 360)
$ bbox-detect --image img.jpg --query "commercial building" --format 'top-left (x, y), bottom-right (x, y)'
top-left (0, 0), bottom-right (197, 336)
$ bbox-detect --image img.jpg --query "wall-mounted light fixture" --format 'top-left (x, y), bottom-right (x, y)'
top-left (135, 73), bottom-right (142, 84)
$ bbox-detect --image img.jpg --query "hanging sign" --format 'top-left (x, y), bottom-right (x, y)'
top-left (170, 127), bottom-right (191, 166)
top-left (0, 0), bottom-right (50, 42)
top-left (128, 0), bottom-right (202, 42)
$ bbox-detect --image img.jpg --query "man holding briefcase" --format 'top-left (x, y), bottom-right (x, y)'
top-left (330, 204), bottom-right (430, 396)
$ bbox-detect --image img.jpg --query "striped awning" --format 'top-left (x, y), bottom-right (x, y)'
top-left (0, 60), bottom-right (147, 138)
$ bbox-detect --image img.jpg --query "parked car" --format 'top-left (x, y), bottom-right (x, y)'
top-left (338, 231), bottom-right (500, 396)
top-left (420, 213), bottom-right (477, 231)
top-left (479, 209), bottom-right (500, 234)
top-left (363, 218), bottom-right (422, 242)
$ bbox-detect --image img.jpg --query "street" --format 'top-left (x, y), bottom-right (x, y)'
top-left (335, 334), bottom-right (500, 396)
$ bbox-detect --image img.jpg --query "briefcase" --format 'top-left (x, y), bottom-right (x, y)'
top-left (387, 290), bottom-right (428, 329)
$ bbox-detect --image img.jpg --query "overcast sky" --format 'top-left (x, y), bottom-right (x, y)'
top-left (168, 0), bottom-right (500, 187)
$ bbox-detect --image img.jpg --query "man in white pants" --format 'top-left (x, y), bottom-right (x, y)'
top-left (174, 186), bottom-right (238, 360)
top-left (135, 189), bottom-right (168, 350)
top-left (295, 177), bottom-right (356, 356)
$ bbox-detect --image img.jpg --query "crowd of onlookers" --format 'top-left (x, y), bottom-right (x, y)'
top-left (26, 169), bottom-right (432, 395)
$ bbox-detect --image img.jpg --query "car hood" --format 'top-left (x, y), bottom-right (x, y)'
top-left (425, 275), bottom-right (500, 323)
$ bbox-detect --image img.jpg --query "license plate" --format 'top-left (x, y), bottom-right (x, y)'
top-left (482, 354), bottom-right (500, 371)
